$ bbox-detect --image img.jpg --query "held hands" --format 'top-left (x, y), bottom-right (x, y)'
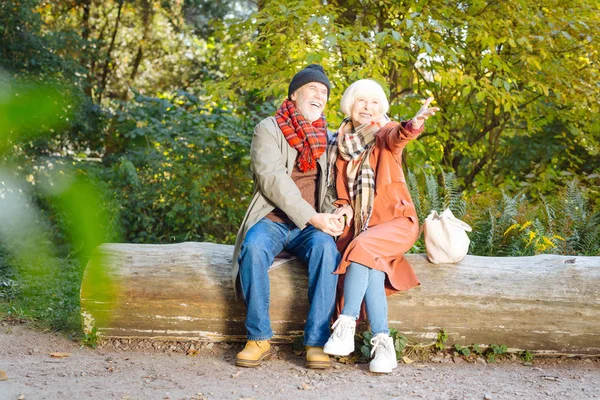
top-left (310, 204), bottom-right (354, 236)
top-left (334, 204), bottom-right (353, 227)
top-left (411, 97), bottom-right (440, 129)
top-left (308, 213), bottom-right (345, 236)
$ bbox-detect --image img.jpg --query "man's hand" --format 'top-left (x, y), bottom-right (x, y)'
top-left (309, 213), bottom-right (345, 236)
top-left (411, 97), bottom-right (440, 129)
top-left (334, 204), bottom-right (353, 227)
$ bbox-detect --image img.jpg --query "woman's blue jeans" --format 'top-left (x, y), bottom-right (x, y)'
top-left (238, 218), bottom-right (340, 347)
top-left (341, 262), bottom-right (389, 335)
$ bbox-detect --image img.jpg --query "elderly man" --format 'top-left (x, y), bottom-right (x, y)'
top-left (232, 64), bottom-right (343, 369)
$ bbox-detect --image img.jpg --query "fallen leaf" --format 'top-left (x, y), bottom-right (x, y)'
top-left (0, 370), bottom-right (8, 381)
top-left (298, 382), bottom-right (313, 390)
top-left (402, 356), bottom-right (414, 364)
top-left (337, 355), bottom-right (359, 364)
top-left (49, 352), bottom-right (71, 358)
top-left (186, 349), bottom-right (198, 356)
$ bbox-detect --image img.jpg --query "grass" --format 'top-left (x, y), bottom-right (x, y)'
top-left (0, 249), bottom-right (85, 335)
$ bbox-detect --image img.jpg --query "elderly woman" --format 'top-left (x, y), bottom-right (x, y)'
top-left (323, 79), bottom-right (438, 373)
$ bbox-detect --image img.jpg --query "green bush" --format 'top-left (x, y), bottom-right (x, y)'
top-left (408, 169), bottom-right (600, 256)
top-left (99, 91), bottom-right (266, 244)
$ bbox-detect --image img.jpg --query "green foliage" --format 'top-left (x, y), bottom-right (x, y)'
top-left (360, 330), bottom-right (373, 359)
top-left (83, 326), bottom-right (99, 349)
top-left (220, 0), bottom-right (600, 193)
top-left (407, 168), bottom-right (470, 253)
top-left (449, 343), bottom-right (513, 362)
top-left (472, 344), bottom-right (483, 356)
top-left (0, 0), bottom-right (83, 76)
top-left (1, 0), bottom-right (599, 333)
top-left (487, 343), bottom-right (508, 363)
top-left (0, 252), bottom-right (85, 332)
top-left (468, 181), bottom-right (600, 256)
top-left (390, 327), bottom-right (408, 359)
top-left (490, 343), bottom-right (508, 355)
top-left (103, 90), bottom-right (257, 244)
top-left (0, 77), bottom-right (117, 334)
top-left (435, 329), bottom-right (448, 350)
top-left (521, 350), bottom-right (534, 363)
top-left (409, 170), bottom-right (599, 257)
top-left (359, 328), bottom-right (408, 361)
top-left (454, 344), bottom-right (471, 357)
top-left (407, 168), bottom-right (468, 221)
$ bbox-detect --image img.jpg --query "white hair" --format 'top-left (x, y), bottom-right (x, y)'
top-left (340, 79), bottom-right (390, 116)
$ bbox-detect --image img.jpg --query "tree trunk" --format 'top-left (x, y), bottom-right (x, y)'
top-left (81, 242), bottom-right (600, 355)
top-left (98, 0), bottom-right (124, 104)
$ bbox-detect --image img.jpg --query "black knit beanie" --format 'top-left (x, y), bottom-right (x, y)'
top-left (287, 64), bottom-right (331, 99)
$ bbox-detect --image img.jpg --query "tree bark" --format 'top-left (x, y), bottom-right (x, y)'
top-left (127, 0), bottom-right (152, 93)
top-left (98, 0), bottom-right (124, 104)
top-left (81, 242), bottom-right (600, 354)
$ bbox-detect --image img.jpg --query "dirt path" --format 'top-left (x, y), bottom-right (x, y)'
top-left (1, 323), bottom-right (598, 400)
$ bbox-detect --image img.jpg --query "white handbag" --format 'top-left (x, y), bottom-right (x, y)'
top-left (422, 208), bottom-right (472, 264)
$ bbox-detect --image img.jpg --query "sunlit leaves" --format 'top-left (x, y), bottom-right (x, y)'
top-left (215, 0), bottom-right (598, 196)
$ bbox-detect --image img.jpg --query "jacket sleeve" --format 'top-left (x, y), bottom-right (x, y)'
top-left (385, 120), bottom-right (424, 153)
top-left (250, 119), bottom-right (317, 229)
top-left (321, 183), bottom-right (338, 214)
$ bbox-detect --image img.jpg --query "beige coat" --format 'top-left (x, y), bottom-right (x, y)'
top-left (231, 116), bottom-right (336, 298)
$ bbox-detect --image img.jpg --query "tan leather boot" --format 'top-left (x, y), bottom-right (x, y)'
top-left (235, 340), bottom-right (272, 368)
top-left (305, 346), bottom-right (331, 369)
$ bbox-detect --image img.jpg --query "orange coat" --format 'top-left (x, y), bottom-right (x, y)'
top-left (334, 120), bottom-right (421, 302)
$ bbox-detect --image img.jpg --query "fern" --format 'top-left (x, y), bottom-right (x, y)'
top-left (442, 171), bottom-right (466, 217)
top-left (486, 208), bottom-right (496, 256)
top-left (564, 179), bottom-right (587, 226)
top-left (407, 170), bottom-right (424, 221)
top-left (425, 172), bottom-right (442, 213)
top-left (499, 192), bottom-right (519, 227)
top-left (406, 172), bottom-right (598, 256)
top-left (539, 195), bottom-right (556, 237)
top-left (558, 180), bottom-right (596, 254)
top-left (580, 222), bottom-right (600, 255)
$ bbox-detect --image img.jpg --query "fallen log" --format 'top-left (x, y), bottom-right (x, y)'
top-left (80, 242), bottom-right (600, 355)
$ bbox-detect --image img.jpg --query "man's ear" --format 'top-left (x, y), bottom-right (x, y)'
top-left (290, 92), bottom-right (297, 101)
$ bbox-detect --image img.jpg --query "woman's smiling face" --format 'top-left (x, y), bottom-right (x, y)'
top-left (350, 95), bottom-right (383, 126)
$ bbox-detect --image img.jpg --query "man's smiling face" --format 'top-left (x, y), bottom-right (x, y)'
top-left (291, 82), bottom-right (328, 123)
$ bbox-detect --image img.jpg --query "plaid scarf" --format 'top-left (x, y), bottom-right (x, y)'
top-left (327, 116), bottom-right (389, 235)
top-left (275, 99), bottom-right (327, 172)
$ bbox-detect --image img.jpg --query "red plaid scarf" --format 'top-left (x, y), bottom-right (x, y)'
top-left (275, 99), bottom-right (327, 172)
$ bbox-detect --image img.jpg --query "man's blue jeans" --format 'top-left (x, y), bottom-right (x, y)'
top-left (238, 217), bottom-right (340, 347)
top-left (341, 262), bottom-right (389, 335)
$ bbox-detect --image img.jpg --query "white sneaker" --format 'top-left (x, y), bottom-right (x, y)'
top-left (369, 333), bottom-right (398, 373)
top-left (323, 315), bottom-right (356, 356)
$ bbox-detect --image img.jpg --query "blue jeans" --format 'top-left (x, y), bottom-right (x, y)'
top-left (341, 262), bottom-right (389, 335)
top-left (238, 217), bottom-right (340, 346)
